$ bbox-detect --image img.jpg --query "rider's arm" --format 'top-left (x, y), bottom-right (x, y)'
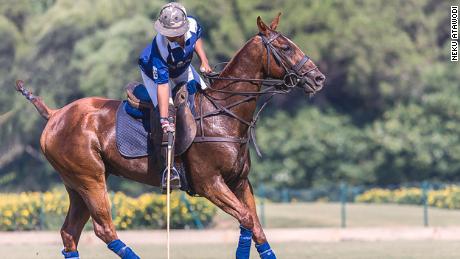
top-left (194, 38), bottom-right (212, 73)
top-left (147, 48), bottom-right (170, 119)
top-left (157, 83), bottom-right (170, 118)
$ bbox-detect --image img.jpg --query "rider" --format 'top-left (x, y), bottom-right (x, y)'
top-left (138, 2), bottom-right (212, 190)
top-left (138, 2), bottom-right (212, 134)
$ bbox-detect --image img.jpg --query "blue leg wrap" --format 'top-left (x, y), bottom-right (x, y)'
top-left (61, 249), bottom-right (79, 259)
top-left (236, 225), bottom-right (253, 259)
top-left (107, 239), bottom-right (140, 259)
top-left (256, 242), bottom-right (276, 259)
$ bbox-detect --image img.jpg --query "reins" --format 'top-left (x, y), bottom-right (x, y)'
top-left (194, 77), bottom-right (287, 157)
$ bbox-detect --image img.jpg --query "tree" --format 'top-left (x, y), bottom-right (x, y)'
top-left (251, 106), bottom-right (371, 188)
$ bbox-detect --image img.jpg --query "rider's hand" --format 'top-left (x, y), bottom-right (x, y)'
top-left (160, 118), bottom-right (175, 134)
top-left (200, 62), bottom-right (212, 74)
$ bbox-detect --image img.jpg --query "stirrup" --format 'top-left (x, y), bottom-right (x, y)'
top-left (161, 166), bottom-right (181, 193)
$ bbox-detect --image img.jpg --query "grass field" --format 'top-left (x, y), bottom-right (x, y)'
top-left (3, 241), bottom-right (460, 259)
top-left (214, 202), bottom-right (460, 228)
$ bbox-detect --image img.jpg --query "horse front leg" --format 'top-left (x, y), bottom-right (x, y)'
top-left (196, 175), bottom-right (254, 259)
top-left (235, 179), bottom-right (277, 259)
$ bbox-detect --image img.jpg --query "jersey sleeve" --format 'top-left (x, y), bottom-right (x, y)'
top-left (139, 39), bottom-right (169, 84)
top-left (196, 21), bottom-right (202, 39)
top-left (188, 16), bottom-right (202, 39)
top-left (151, 55), bottom-right (169, 84)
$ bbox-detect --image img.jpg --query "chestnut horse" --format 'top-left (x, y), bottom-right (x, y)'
top-left (16, 15), bottom-right (325, 258)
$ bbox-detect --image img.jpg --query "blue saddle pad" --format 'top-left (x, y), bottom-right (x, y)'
top-left (116, 101), bottom-right (154, 158)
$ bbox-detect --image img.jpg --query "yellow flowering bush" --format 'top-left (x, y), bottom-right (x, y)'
top-left (0, 190), bottom-right (216, 231)
top-left (356, 186), bottom-right (460, 209)
top-left (355, 189), bottom-right (395, 203)
top-left (0, 189), bottom-right (66, 231)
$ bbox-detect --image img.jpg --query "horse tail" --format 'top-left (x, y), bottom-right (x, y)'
top-left (15, 80), bottom-right (57, 120)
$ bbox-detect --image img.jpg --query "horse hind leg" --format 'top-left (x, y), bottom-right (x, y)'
top-left (41, 125), bottom-right (139, 258)
top-left (235, 180), bottom-right (276, 259)
top-left (61, 186), bottom-right (90, 259)
top-left (78, 183), bottom-right (140, 259)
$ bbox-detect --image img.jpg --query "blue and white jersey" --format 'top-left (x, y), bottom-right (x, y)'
top-left (139, 16), bottom-right (202, 84)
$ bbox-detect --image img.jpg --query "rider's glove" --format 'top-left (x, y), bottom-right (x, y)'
top-left (160, 117), bottom-right (175, 134)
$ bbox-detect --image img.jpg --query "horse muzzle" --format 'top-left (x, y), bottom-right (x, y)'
top-left (300, 71), bottom-right (326, 94)
top-left (282, 71), bottom-right (326, 94)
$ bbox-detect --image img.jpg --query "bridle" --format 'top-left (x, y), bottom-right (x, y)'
top-left (202, 32), bottom-right (319, 93)
top-left (193, 31), bottom-right (320, 157)
top-left (259, 32), bottom-right (318, 92)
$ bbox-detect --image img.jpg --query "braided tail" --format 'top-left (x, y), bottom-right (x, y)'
top-left (15, 80), bottom-right (56, 120)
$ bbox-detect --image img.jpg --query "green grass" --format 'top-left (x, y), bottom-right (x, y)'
top-left (3, 241), bottom-right (460, 259)
top-left (214, 202), bottom-right (460, 228)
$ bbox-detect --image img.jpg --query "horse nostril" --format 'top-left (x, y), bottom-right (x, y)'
top-left (315, 74), bottom-right (325, 84)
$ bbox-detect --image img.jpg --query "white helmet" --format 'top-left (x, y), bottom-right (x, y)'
top-left (154, 2), bottom-right (189, 37)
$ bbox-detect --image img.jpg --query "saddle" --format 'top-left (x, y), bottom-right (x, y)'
top-left (125, 81), bottom-right (197, 155)
top-left (116, 81), bottom-right (197, 194)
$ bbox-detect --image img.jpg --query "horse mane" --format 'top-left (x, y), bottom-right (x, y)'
top-left (208, 36), bottom-right (259, 88)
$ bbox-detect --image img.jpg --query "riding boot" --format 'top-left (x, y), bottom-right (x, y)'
top-left (148, 105), bottom-right (180, 191)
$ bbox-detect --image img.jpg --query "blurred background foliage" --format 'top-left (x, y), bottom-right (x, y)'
top-left (0, 189), bottom-right (216, 230)
top-left (0, 0), bottom-right (458, 194)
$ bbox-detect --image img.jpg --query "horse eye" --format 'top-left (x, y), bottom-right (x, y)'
top-left (281, 45), bottom-right (291, 51)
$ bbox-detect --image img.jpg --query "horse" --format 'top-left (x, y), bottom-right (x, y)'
top-left (15, 14), bottom-right (325, 259)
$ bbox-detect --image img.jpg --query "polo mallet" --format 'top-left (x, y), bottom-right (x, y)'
top-left (166, 124), bottom-right (174, 259)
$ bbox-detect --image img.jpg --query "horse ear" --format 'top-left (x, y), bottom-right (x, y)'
top-left (257, 16), bottom-right (269, 35)
top-left (270, 12), bottom-right (282, 30)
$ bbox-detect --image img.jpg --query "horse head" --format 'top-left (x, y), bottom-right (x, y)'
top-left (257, 13), bottom-right (326, 94)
